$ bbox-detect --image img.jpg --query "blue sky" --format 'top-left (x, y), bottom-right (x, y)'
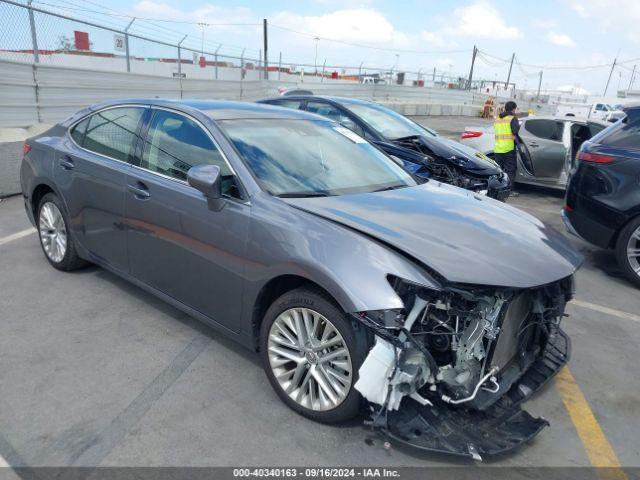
top-left (17, 0), bottom-right (640, 94)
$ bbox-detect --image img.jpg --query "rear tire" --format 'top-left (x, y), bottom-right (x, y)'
top-left (37, 193), bottom-right (88, 271)
top-left (259, 287), bottom-right (369, 424)
top-left (615, 216), bottom-right (640, 288)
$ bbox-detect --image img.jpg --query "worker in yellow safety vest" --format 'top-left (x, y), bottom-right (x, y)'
top-left (494, 100), bottom-right (520, 197)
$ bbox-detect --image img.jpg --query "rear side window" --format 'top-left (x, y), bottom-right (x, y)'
top-left (270, 99), bottom-right (304, 109)
top-left (83, 107), bottom-right (144, 162)
top-left (598, 120), bottom-right (640, 149)
top-left (70, 117), bottom-right (89, 146)
top-left (141, 109), bottom-right (233, 188)
top-left (524, 119), bottom-right (564, 141)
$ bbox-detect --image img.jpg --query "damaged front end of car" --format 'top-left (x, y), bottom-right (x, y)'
top-left (352, 275), bottom-right (574, 460)
top-left (376, 136), bottom-right (511, 201)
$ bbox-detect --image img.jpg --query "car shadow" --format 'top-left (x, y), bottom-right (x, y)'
top-left (70, 264), bottom-right (262, 368)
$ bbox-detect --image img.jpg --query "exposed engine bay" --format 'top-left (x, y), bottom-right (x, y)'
top-left (353, 275), bottom-right (574, 460)
top-left (392, 135), bottom-right (510, 201)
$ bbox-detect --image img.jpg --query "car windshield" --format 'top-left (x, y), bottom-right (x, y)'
top-left (345, 102), bottom-right (437, 140)
top-left (218, 119), bottom-right (417, 197)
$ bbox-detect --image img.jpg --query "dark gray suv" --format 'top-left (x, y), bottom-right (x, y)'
top-left (21, 99), bottom-right (582, 459)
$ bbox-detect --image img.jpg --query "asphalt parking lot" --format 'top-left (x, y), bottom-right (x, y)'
top-left (1, 117), bottom-right (639, 472)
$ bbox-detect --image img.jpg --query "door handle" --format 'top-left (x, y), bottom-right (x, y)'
top-left (528, 142), bottom-right (539, 148)
top-left (58, 156), bottom-right (75, 170)
top-left (127, 181), bottom-right (150, 199)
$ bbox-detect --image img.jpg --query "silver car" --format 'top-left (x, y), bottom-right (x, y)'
top-left (21, 99), bottom-right (582, 459)
top-left (461, 116), bottom-right (608, 189)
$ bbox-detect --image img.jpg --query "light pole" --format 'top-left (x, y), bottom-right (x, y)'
top-left (314, 37), bottom-right (319, 75)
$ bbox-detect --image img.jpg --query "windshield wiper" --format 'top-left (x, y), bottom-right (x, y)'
top-left (392, 134), bottom-right (423, 142)
top-left (373, 184), bottom-right (409, 192)
top-left (276, 191), bottom-right (332, 198)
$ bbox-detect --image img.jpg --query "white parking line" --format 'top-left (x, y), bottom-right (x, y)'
top-left (0, 453), bottom-right (9, 467)
top-left (570, 299), bottom-right (640, 324)
top-left (0, 228), bottom-right (36, 246)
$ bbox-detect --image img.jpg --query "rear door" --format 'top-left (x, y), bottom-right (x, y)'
top-left (125, 107), bottom-right (249, 332)
top-left (520, 119), bottom-right (567, 179)
top-left (54, 105), bottom-right (146, 273)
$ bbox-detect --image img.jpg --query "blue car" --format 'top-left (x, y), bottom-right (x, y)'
top-left (259, 96), bottom-right (511, 201)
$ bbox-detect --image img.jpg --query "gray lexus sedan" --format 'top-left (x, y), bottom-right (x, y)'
top-left (21, 99), bottom-right (582, 459)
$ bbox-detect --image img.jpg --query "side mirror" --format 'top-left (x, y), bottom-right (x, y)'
top-left (187, 164), bottom-right (224, 210)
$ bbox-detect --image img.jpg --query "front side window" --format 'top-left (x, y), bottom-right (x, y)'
top-left (82, 107), bottom-right (144, 162)
top-left (524, 119), bottom-right (564, 141)
top-left (219, 118), bottom-right (416, 197)
top-left (141, 110), bottom-right (237, 195)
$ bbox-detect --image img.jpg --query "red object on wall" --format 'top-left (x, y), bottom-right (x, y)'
top-left (74, 31), bottom-right (90, 51)
top-left (199, 56), bottom-right (206, 68)
top-left (331, 71), bottom-right (338, 79)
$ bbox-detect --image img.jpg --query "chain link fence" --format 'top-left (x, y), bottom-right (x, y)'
top-left (0, 0), bottom-right (467, 87)
top-left (0, 0), bottom-right (263, 79)
top-left (0, 0), bottom-right (35, 63)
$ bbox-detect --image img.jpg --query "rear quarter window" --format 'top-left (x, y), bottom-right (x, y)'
top-left (598, 120), bottom-right (640, 149)
top-left (70, 117), bottom-right (90, 146)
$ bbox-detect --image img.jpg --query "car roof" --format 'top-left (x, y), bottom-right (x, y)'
top-left (260, 95), bottom-right (375, 106)
top-left (529, 115), bottom-right (608, 125)
top-left (84, 98), bottom-right (321, 121)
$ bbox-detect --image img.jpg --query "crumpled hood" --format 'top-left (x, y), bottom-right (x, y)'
top-left (420, 135), bottom-right (501, 174)
top-left (283, 183), bottom-right (582, 289)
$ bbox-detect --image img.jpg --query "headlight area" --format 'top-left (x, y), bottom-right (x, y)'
top-left (350, 275), bottom-right (575, 460)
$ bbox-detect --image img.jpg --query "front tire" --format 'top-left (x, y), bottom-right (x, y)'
top-left (259, 287), bottom-right (369, 424)
top-left (37, 193), bottom-right (88, 271)
top-left (616, 216), bottom-right (640, 288)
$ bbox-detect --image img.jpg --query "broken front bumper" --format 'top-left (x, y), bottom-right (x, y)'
top-left (376, 328), bottom-right (570, 460)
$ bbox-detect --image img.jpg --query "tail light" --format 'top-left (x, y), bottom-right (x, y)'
top-left (577, 151), bottom-right (615, 164)
top-left (22, 143), bottom-right (31, 156)
top-left (461, 130), bottom-right (483, 139)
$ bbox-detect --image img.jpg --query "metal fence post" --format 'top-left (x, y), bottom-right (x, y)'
top-left (215, 46), bottom-right (221, 80)
top-left (278, 52), bottom-right (282, 81)
top-left (124, 17), bottom-right (135, 73)
top-left (178, 35), bottom-right (187, 99)
top-left (27, 0), bottom-right (39, 63)
top-left (240, 48), bottom-right (245, 98)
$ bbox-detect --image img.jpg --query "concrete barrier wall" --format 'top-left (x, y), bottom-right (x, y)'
top-left (0, 59), bottom-right (493, 128)
top-left (0, 141), bottom-right (22, 197)
top-left (0, 59), bottom-right (553, 197)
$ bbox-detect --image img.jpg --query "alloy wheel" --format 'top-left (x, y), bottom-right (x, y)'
top-left (627, 225), bottom-right (640, 278)
top-left (39, 202), bottom-right (67, 263)
top-left (267, 307), bottom-right (353, 411)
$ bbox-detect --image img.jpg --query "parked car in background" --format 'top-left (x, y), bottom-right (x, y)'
top-left (21, 99), bottom-right (582, 459)
top-left (258, 96), bottom-right (511, 201)
top-left (564, 104), bottom-right (640, 287)
top-left (555, 101), bottom-right (623, 121)
top-left (605, 110), bottom-right (627, 123)
top-left (461, 116), bottom-right (608, 190)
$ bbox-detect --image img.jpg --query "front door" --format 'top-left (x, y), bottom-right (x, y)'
top-left (125, 108), bottom-right (249, 332)
top-left (54, 106), bottom-right (145, 273)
